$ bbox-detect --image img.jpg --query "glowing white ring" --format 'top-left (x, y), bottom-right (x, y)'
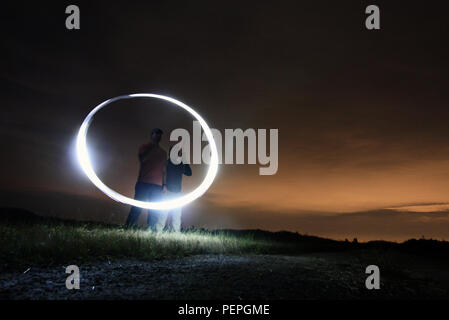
top-left (76, 93), bottom-right (219, 210)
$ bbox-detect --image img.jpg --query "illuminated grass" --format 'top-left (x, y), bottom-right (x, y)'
top-left (0, 222), bottom-right (288, 268)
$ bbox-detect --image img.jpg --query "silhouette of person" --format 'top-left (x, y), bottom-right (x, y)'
top-left (162, 146), bottom-right (192, 232)
top-left (125, 128), bottom-right (167, 230)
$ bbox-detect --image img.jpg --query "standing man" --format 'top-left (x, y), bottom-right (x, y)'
top-left (164, 146), bottom-right (192, 232)
top-left (125, 128), bottom-right (167, 230)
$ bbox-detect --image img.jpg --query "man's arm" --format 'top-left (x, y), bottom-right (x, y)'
top-left (138, 144), bottom-right (151, 162)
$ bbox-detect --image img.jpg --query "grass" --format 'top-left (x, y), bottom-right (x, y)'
top-left (2, 209), bottom-right (449, 272)
top-left (0, 221), bottom-right (297, 269)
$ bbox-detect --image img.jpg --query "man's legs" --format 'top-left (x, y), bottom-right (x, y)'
top-left (146, 185), bottom-right (167, 232)
top-left (167, 190), bottom-right (182, 232)
top-left (170, 206), bottom-right (182, 232)
top-left (125, 182), bottom-right (148, 228)
top-left (150, 210), bottom-right (168, 232)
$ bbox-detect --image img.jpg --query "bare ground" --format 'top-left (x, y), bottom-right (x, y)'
top-left (1, 252), bottom-right (448, 300)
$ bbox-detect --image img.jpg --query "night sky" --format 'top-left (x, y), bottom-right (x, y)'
top-left (1, 1), bottom-right (449, 241)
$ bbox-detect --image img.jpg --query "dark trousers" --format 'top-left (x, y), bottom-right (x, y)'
top-left (125, 182), bottom-right (163, 228)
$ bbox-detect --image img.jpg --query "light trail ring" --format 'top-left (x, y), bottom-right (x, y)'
top-left (76, 93), bottom-right (219, 210)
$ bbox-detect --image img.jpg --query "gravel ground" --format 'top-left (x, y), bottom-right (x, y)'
top-left (0, 253), bottom-right (447, 300)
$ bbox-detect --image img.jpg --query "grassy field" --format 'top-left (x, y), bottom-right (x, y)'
top-left (0, 222), bottom-right (284, 268)
top-left (1, 208), bottom-right (449, 273)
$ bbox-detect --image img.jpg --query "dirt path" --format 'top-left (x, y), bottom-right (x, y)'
top-left (0, 253), bottom-right (447, 299)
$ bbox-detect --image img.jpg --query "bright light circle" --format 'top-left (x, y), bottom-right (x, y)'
top-left (76, 93), bottom-right (219, 210)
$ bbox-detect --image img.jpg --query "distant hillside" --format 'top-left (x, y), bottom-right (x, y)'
top-left (0, 207), bottom-right (43, 223)
top-left (0, 207), bottom-right (112, 227)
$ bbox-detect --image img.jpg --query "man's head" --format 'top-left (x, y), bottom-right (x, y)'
top-left (150, 128), bottom-right (163, 144)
